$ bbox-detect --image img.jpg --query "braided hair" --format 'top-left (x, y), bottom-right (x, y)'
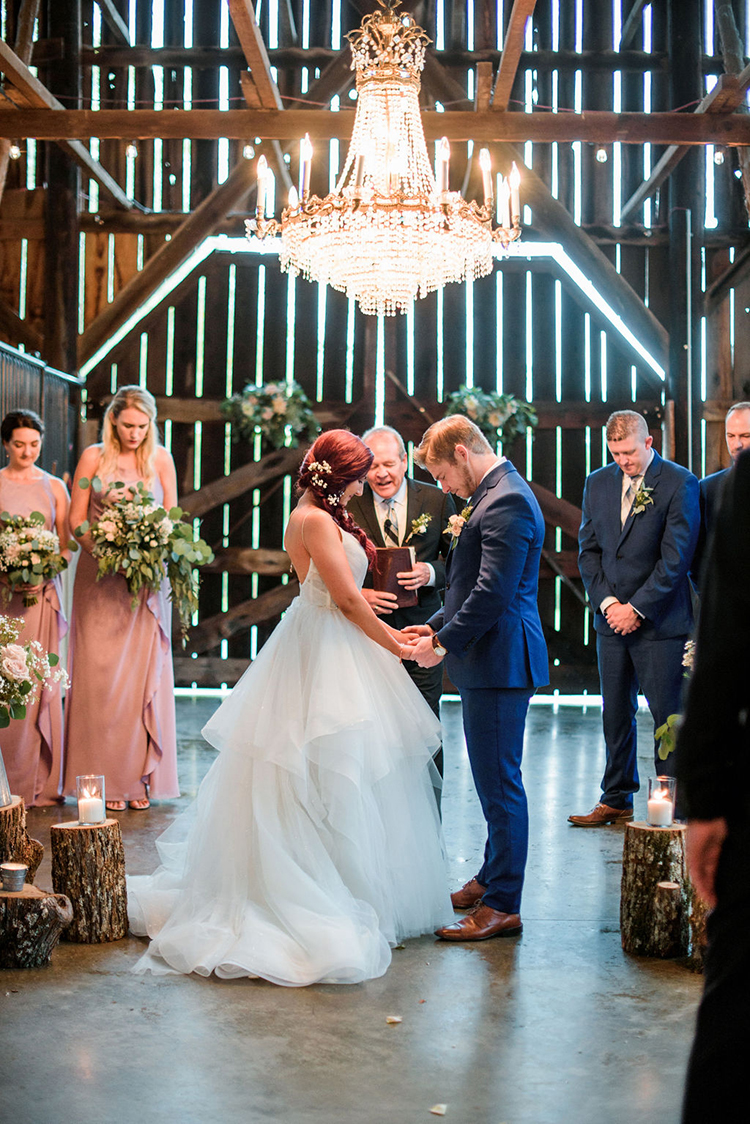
top-left (297, 430), bottom-right (378, 569)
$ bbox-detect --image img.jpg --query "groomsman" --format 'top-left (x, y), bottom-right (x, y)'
top-left (347, 426), bottom-right (456, 773)
top-left (692, 401), bottom-right (750, 589)
top-left (406, 416), bottom-right (549, 941)
top-left (570, 410), bottom-right (700, 827)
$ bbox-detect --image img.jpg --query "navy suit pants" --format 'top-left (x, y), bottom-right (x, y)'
top-left (459, 686), bottom-right (532, 914)
top-left (596, 632), bottom-right (687, 809)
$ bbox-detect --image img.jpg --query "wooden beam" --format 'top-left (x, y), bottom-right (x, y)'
top-left (621, 66), bottom-right (750, 221)
top-left (173, 657), bottom-right (250, 687)
top-left (0, 0), bottom-right (40, 209)
top-left (203, 547), bottom-right (290, 575)
top-left (228, 0), bottom-right (283, 110)
top-left (0, 38), bottom-right (133, 209)
top-left (492, 0), bottom-right (538, 112)
top-left (474, 61), bottom-right (494, 112)
top-left (79, 156), bottom-right (257, 365)
top-left (0, 296), bottom-right (43, 352)
top-left (715, 2), bottom-right (750, 220)
top-left (180, 445), bottom-right (307, 518)
top-left (94, 0), bottom-right (129, 45)
top-left (619, 0), bottom-right (649, 50)
top-left (5, 107), bottom-right (750, 145)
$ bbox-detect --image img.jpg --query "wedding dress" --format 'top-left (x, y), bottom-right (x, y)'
top-left (127, 530), bottom-right (451, 985)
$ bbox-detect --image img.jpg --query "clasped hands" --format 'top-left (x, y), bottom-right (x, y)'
top-left (604, 601), bottom-right (641, 635)
top-left (399, 624), bottom-right (442, 667)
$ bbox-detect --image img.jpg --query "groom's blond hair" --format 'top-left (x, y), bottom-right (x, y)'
top-left (414, 416), bottom-right (492, 467)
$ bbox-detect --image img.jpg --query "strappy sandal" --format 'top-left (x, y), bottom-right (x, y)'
top-left (106, 800), bottom-right (126, 812)
top-left (128, 799), bottom-right (150, 811)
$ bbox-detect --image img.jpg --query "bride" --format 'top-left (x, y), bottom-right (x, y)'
top-left (127, 429), bottom-right (451, 985)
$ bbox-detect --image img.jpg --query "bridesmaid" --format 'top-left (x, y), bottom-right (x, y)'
top-left (0, 409), bottom-right (71, 805)
top-left (64, 386), bottom-right (179, 812)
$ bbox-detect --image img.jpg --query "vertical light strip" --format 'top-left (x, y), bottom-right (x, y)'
top-left (465, 279), bottom-right (474, 388)
top-left (436, 288), bottom-right (445, 401)
top-left (331, 0), bottom-right (341, 49)
top-left (600, 330), bottom-right (608, 401)
top-left (193, 422), bottom-right (202, 490)
top-left (584, 313), bottom-right (591, 402)
top-left (700, 315), bottom-right (707, 401)
top-left (496, 271), bottom-right (503, 392)
top-left (436, 0), bottom-right (445, 50)
top-left (316, 284), bottom-right (327, 401)
top-left (78, 233), bottom-right (86, 334)
top-left (406, 307), bottom-right (415, 396)
top-left (375, 316), bottom-right (386, 426)
top-left (195, 274), bottom-right (206, 396)
top-left (285, 273), bottom-right (297, 385)
top-left (107, 234), bottom-right (115, 303)
top-left (268, 0), bottom-right (279, 48)
top-left (555, 280), bottom-right (562, 402)
top-left (255, 264), bottom-right (266, 385)
top-left (631, 364), bottom-right (637, 402)
top-left (466, 0), bottom-right (474, 51)
top-left (18, 240), bottom-right (27, 320)
top-left (525, 272), bottom-right (533, 401)
top-left (164, 418), bottom-right (172, 452)
top-left (345, 298), bottom-right (355, 403)
top-left (166, 306), bottom-right (175, 395)
top-left (139, 332), bottom-right (148, 387)
top-left (110, 363), bottom-right (118, 396)
top-left (225, 265), bottom-right (236, 397)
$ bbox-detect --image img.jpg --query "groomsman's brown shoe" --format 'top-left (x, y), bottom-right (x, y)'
top-left (568, 802), bottom-right (634, 827)
top-left (436, 903), bottom-right (522, 941)
top-left (450, 877), bottom-right (486, 910)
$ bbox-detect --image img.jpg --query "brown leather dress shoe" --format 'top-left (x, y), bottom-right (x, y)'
top-left (450, 877), bottom-right (486, 910)
top-left (435, 903), bottom-right (522, 941)
top-left (568, 802), bottom-right (634, 827)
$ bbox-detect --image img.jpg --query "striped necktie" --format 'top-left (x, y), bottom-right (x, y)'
top-left (383, 500), bottom-right (400, 545)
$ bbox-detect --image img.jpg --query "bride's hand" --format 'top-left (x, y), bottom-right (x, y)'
top-left (400, 624), bottom-right (432, 638)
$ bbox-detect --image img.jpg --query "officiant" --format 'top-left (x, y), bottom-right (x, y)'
top-left (348, 425), bottom-right (457, 776)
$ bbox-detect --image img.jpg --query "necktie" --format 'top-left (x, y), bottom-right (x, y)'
top-left (383, 500), bottom-right (400, 545)
top-left (621, 479), bottom-right (637, 528)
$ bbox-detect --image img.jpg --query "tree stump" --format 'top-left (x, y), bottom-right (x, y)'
top-left (686, 885), bottom-right (710, 972)
top-left (620, 821), bottom-right (690, 957)
top-left (0, 796), bottom-right (44, 883)
top-left (50, 819), bottom-right (128, 943)
top-left (0, 884), bottom-right (73, 968)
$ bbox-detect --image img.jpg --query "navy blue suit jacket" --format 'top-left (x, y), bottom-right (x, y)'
top-left (690, 467), bottom-right (730, 590)
top-left (578, 450), bottom-right (700, 639)
top-left (427, 461), bottom-right (549, 690)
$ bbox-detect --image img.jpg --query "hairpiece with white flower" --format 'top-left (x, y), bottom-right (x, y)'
top-left (307, 459), bottom-right (333, 491)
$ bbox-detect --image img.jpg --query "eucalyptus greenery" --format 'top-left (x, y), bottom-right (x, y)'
top-left (442, 385), bottom-right (538, 447)
top-left (221, 380), bottom-right (319, 451)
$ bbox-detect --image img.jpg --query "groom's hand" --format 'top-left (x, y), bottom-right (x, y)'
top-left (400, 624), bottom-right (432, 637)
top-left (408, 635), bottom-right (444, 668)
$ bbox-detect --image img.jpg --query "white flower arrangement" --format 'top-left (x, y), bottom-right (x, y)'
top-left (403, 513), bottom-right (432, 544)
top-left (0, 614), bottom-right (69, 728)
top-left (222, 380), bottom-right (319, 450)
top-left (0, 511), bottom-right (74, 607)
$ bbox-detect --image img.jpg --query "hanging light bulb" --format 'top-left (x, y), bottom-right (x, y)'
top-left (8, 143), bottom-right (21, 160)
top-left (714, 149), bottom-right (725, 165)
top-left (126, 142), bottom-right (138, 159)
top-left (242, 143), bottom-right (255, 161)
top-left (595, 146), bottom-right (608, 163)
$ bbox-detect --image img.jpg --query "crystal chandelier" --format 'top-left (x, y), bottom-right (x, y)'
top-left (246, 0), bottom-right (522, 316)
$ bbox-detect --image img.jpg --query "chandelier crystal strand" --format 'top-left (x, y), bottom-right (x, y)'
top-left (247, 0), bottom-right (522, 316)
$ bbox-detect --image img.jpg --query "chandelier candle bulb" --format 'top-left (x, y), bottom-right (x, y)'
top-left (353, 153), bottom-right (365, 189)
top-left (436, 137), bottom-right (450, 195)
top-left (510, 162), bottom-right (521, 218)
top-left (300, 134), bottom-right (313, 199)
top-left (479, 148), bottom-right (493, 205)
top-left (499, 177), bottom-right (511, 230)
top-left (256, 156), bottom-right (268, 218)
top-left (288, 185), bottom-right (299, 210)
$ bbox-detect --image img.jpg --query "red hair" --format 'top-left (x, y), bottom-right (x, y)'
top-left (298, 430), bottom-right (378, 568)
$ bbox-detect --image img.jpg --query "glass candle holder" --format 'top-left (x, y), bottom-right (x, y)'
top-left (0, 862), bottom-right (28, 891)
top-left (76, 775), bottom-right (106, 825)
top-left (647, 776), bottom-right (676, 827)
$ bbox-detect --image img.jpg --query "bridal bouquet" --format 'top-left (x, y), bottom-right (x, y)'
top-left (0, 613), bottom-right (69, 728)
top-left (76, 478), bottom-right (214, 639)
top-left (0, 511), bottom-right (72, 607)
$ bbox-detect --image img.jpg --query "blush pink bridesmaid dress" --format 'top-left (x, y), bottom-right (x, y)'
top-left (0, 471), bottom-right (67, 805)
top-left (63, 470), bottom-right (179, 803)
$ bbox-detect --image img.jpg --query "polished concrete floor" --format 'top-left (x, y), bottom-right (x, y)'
top-left (1, 698), bottom-right (701, 1124)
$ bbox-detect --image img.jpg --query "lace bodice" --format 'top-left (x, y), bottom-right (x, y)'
top-left (299, 530), bottom-right (368, 608)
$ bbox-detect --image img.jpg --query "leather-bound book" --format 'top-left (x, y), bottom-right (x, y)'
top-left (373, 546), bottom-right (418, 608)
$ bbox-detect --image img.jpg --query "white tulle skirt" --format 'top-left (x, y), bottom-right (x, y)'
top-left (127, 593), bottom-right (451, 985)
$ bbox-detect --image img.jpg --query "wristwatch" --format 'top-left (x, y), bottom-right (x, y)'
top-left (431, 633), bottom-right (448, 658)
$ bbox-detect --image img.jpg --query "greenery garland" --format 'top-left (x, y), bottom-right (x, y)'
top-left (442, 385), bottom-right (538, 447)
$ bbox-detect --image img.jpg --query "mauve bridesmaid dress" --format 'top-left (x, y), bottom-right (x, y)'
top-left (63, 470), bottom-right (179, 802)
top-left (0, 471), bottom-right (67, 805)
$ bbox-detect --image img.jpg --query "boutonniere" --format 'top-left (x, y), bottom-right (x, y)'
top-left (402, 512), bottom-right (432, 544)
top-left (444, 505), bottom-right (473, 543)
top-left (632, 484), bottom-right (654, 515)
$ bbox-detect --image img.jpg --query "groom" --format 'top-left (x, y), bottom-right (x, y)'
top-left (405, 416), bottom-right (549, 941)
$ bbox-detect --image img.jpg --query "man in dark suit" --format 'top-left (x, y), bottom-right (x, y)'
top-left (348, 425), bottom-right (456, 744)
top-left (691, 401), bottom-right (750, 589)
top-left (405, 416), bottom-right (549, 942)
top-left (570, 410), bottom-right (700, 826)
top-left (676, 448), bottom-right (750, 1123)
